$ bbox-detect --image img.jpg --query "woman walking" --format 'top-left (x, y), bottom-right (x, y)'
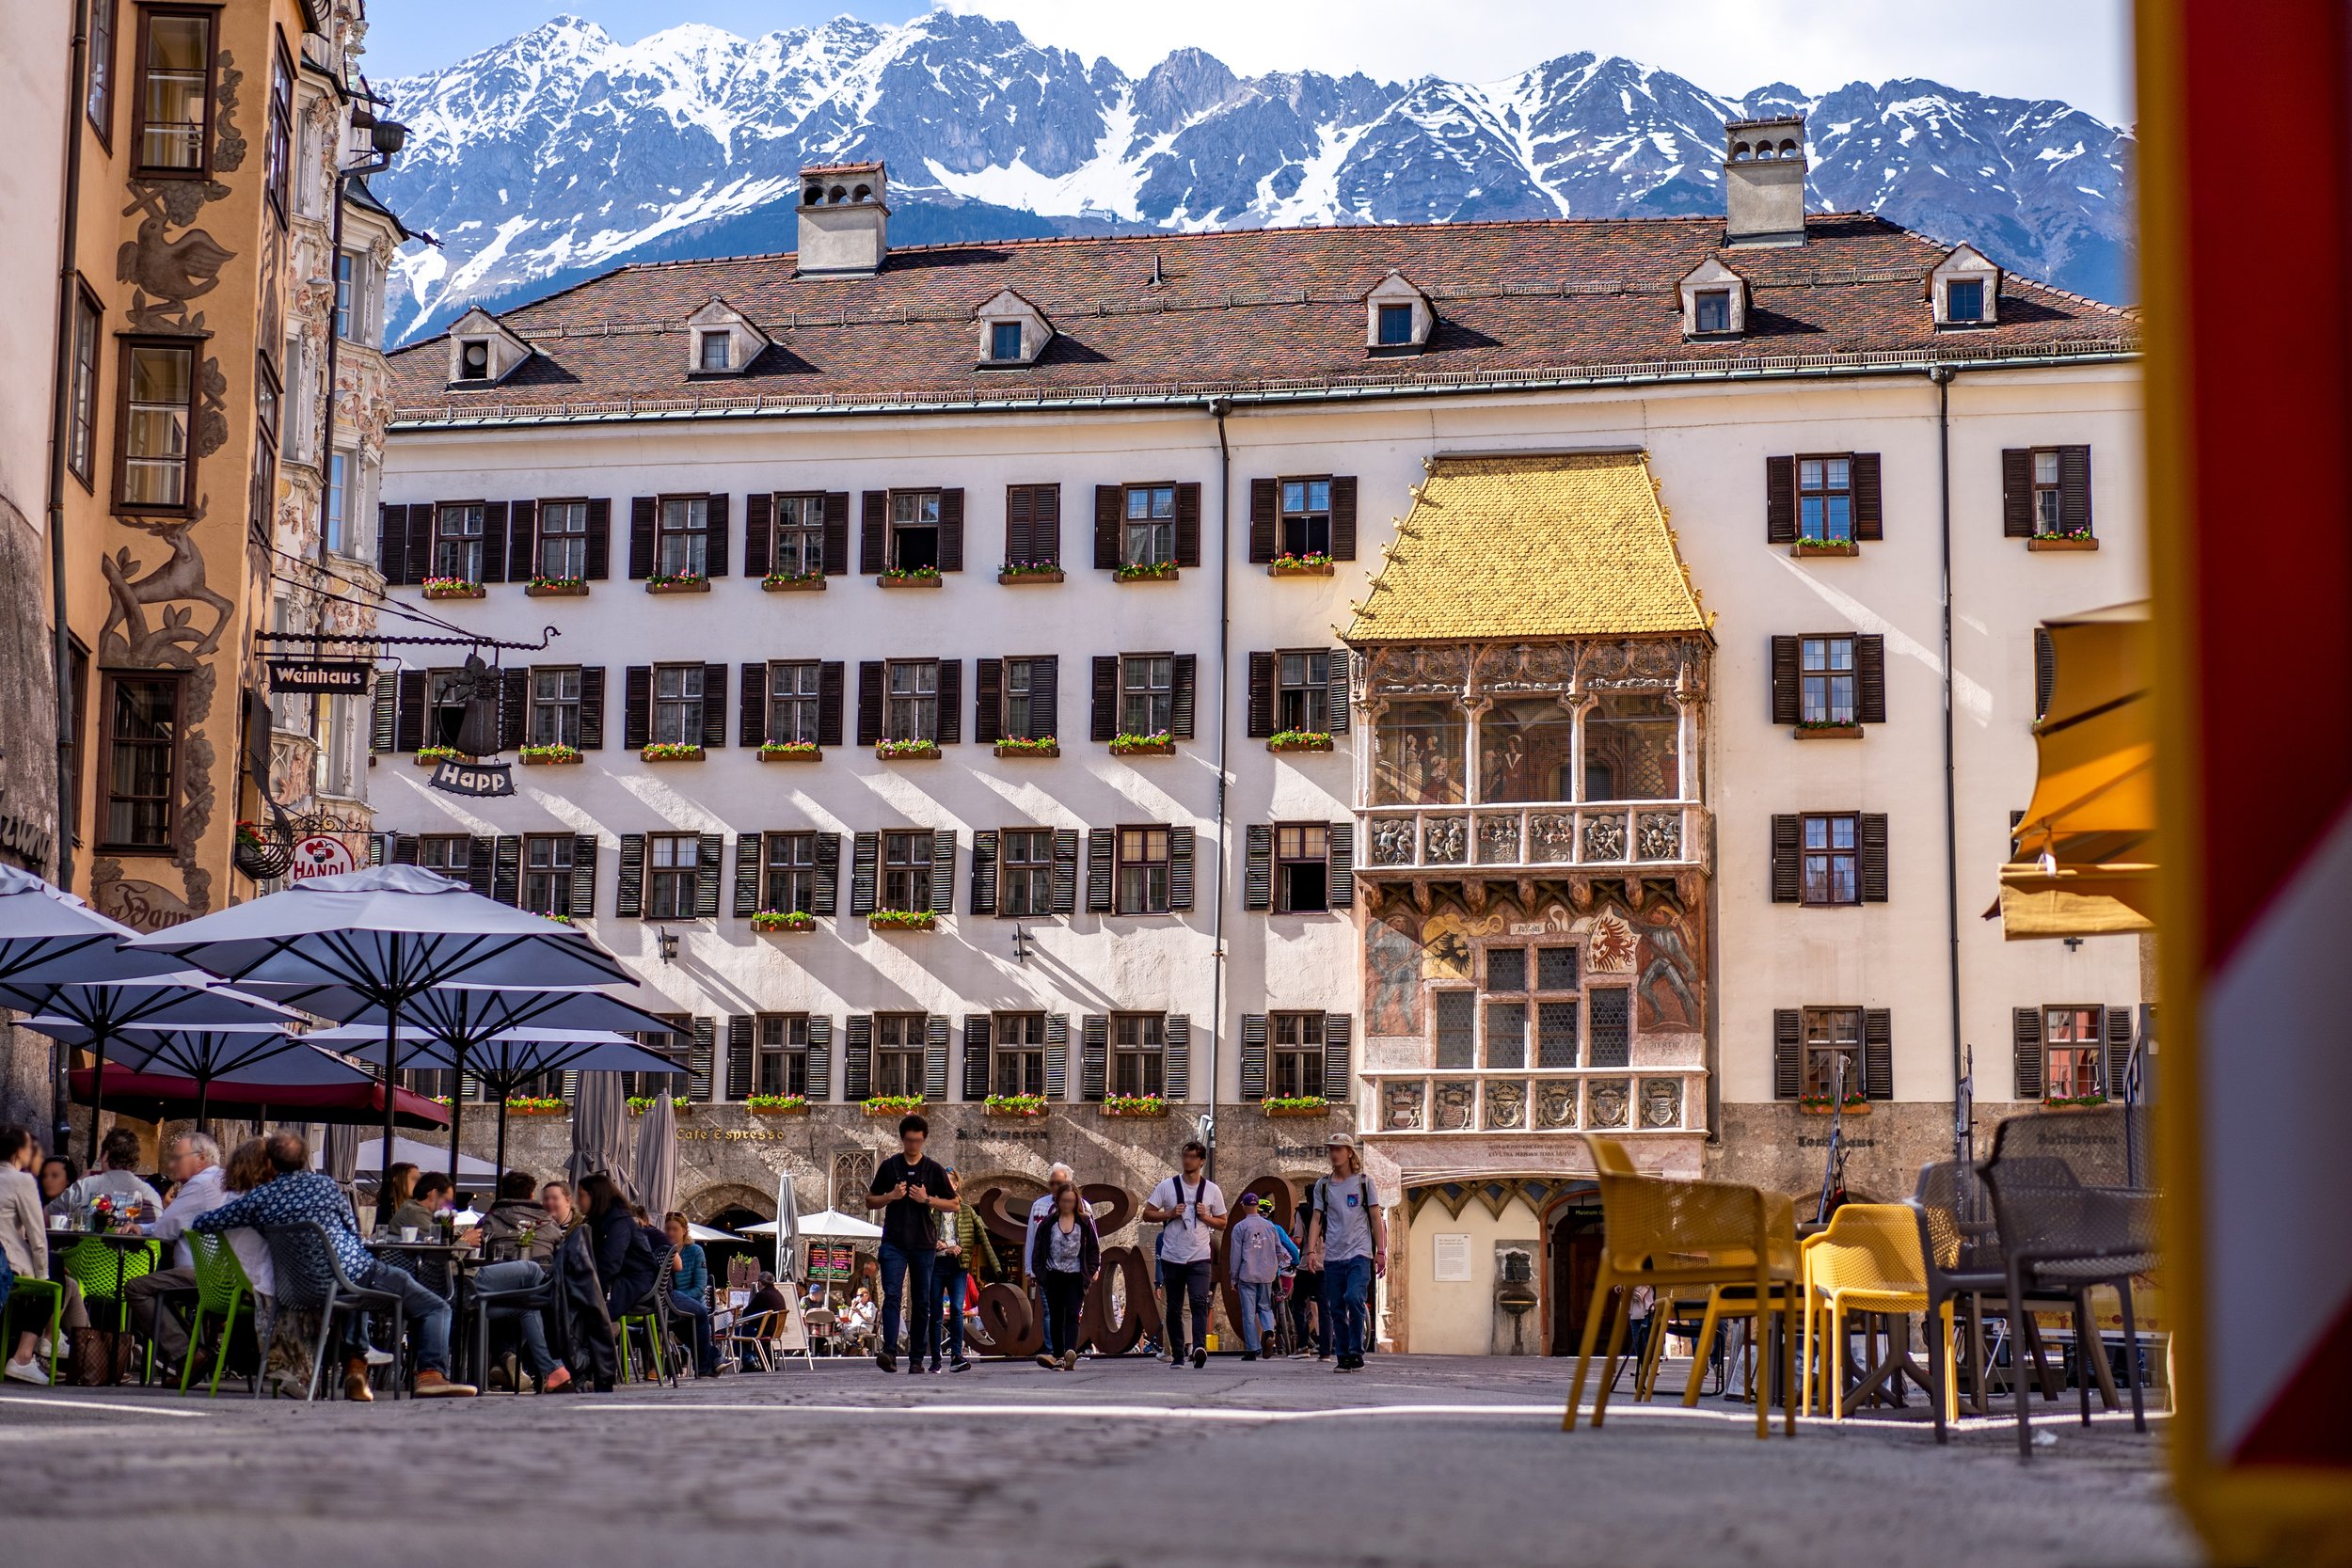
top-left (1026, 1182), bottom-right (1098, 1370)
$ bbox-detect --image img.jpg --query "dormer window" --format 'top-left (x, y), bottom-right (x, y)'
top-left (973, 288), bottom-right (1052, 368)
top-left (1930, 244), bottom-right (2001, 327)
top-left (698, 331), bottom-right (731, 372)
top-left (1693, 291), bottom-right (1732, 334)
top-left (990, 320), bottom-right (1024, 363)
top-left (456, 340), bottom-right (491, 381)
top-left (1677, 257), bottom-right (1749, 338)
top-left (1365, 271), bottom-right (1433, 354)
top-left (1376, 303), bottom-right (1413, 347)
top-left (444, 307), bottom-right (532, 388)
top-left (1946, 279), bottom-right (1984, 324)
top-left (683, 297), bottom-right (768, 377)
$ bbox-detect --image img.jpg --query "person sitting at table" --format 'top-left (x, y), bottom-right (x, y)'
top-left (482, 1170), bottom-right (559, 1261)
top-left (119, 1130), bottom-right (231, 1379)
top-left (539, 1180), bottom-right (575, 1244)
top-left (375, 1162), bottom-right (418, 1231)
top-left (662, 1212), bottom-right (720, 1378)
top-left (740, 1272), bottom-right (791, 1368)
top-left (387, 1172), bottom-right (479, 1301)
top-left (192, 1131), bottom-right (476, 1399)
top-left (841, 1286), bottom-right (878, 1354)
top-left (60, 1129), bottom-right (163, 1222)
top-left (38, 1151), bottom-right (78, 1218)
top-left (4, 1125), bottom-right (88, 1386)
top-left (579, 1174), bottom-right (660, 1322)
top-left (470, 1175), bottom-right (572, 1396)
top-left (215, 1137), bottom-right (276, 1305)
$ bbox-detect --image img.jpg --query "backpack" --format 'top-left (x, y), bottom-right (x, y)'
top-left (1154, 1173), bottom-right (1202, 1260)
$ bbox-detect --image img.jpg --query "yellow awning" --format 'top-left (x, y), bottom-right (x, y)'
top-left (1995, 863), bottom-right (2158, 938)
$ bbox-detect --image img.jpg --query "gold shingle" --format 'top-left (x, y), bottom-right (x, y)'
top-left (1343, 451), bottom-right (1711, 643)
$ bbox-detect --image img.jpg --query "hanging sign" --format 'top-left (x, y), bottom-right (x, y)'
top-left (287, 835), bottom-right (357, 882)
top-left (428, 759), bottom-right (516, 798)
top-left (266, 659), bottom-right (373, 695)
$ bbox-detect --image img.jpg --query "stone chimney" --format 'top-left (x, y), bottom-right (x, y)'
top-left (795, 162), bottom-right (888, 277)
top-left (1722, 118), bottom-right (1807, 246)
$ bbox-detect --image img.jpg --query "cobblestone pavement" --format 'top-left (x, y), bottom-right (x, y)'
top-left (0, 1354), bottom-right (2200, 1568)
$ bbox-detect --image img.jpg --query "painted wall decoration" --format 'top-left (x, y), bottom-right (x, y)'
top-left (1366, 911), bottom-right (1424, 1036)
top-left (1585, 907), bottom-right (1636, 974)
top-left (100, 514), bottom-right (235, 667)
top-left (1635, 901), bottom-right (1703, 1033)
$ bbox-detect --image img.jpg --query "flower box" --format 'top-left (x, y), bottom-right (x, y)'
top-left (1099, 1095), bottom-right (1168, 1118)
top-left (1263, 1097), bottom-right (1330, 1117)
top-left (525, 578), bottom-right (588, 597)
top-left (627, 1095), bottom-right (691, 1115)
top-left (2042, 1094), bottom-right (2110, 1111)
top-left (984, 1095), bottom-right (1051, 1118)
top-left (640, 742), bottom-right (704, 762)
top-left (761, 572), bottom-right (826, 592)
top-left (1114, 561), bottom-right (1180, 582)
top-left (880, 568), bottom-right (943, 588)
top-left (413, 746), bottom-right (467, 768)
top-left (758, 741), bottom-right (820, 762)
top-left (645, 575), bottom-right (709, 594)
top-left (519, 745), bottom-right (583, 766)
top-left (1268, 554), bottom-right (1334, 578)
top-left (421, 578), bottom-right (485, 600)
top-left (507, 1097), bottom-right (567, 1117)
top-left (862, 1095), bottom-right (925, 1117)
top-left (1109, 733), bottom-right (1175, 757)
top-left (2027, 534), bottom-right (2099, 552)
top-left (747, 1096), bottom-right (809, 1116)
top-left (1793, 722), bottom-right (1862, 740)
top-left (866, 909), bottom-right (938, 931)
top-left (1798, 1098), bottom-right (1871, 1117)
top-left (993, 737), bottom-right (1059, 758)
top-left (998, 564), bottom-right (1064, 585)
top-left (751, 910), bottom-right (817, 934)
top-left (1791, 539), bottom-right (1860, 559)
top-left (874, 739), bottom-right (941, 761)
top-left (1268, 730), bottom-right (1333, 753)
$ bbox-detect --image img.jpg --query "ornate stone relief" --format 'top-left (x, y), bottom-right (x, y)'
top-left (1434, 1081), bottom-right (1476, 1132)
top-left (1588, 1079), bottom-right (1630, 1130)
top-left (1640, 1078), bottom-right (1684, 1130)
top-left (1381, 1080), bottom-right (1425, 1132)
top-left (1535, 1080), bottom-right (1579, 1130)
top-left (1484, 1080), bottom-right (1526, 1130)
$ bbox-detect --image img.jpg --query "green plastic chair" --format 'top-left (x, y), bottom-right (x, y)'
top-left (61, 1237), bottom-right (159, 1384)
top-left (614, 1252), bottom-right (677, 1386)
top-left (3, 1276), bottom-right (66, 1386)
top-left (180, 1232), bottom-right (258, 1397)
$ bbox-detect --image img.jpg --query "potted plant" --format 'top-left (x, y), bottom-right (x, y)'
top-left (413, 745), bottom-right (463, 768)
top-left (1109, 731), bottom-right (1174, 757)
top-left (1113, 560), bottom-right (1179, 582)
top-left (998, 560), bottom-right (1064, 584)
top-left (761, 569), bottom-right (826, 592)
top-left (1790, 536), bottom-right (1860, 558)
top-left (2042, 1091), bottom-right (2109, 1110)
top-left (862, 1094), bottom-right (925, 1117)
top-left (751, 909), bottom-right (816, 933)
top-left (879, 565), bottom-right (943, 587)
top-left (747, 1093), bottom-right (809, 1116)
top-left (519, 743), bottom-right (582, 765)
top-left (421, 575), bottom-right (485, 600)
top-left (1797, 1091), bottom-right (1871, 1116)
top-left (640, 741), bottom-right (705, 762)
top-left (866, 909), bottom-right (937, 931)
top-left (1267, 728), bottom-right (1333, 753)
top-left (645, 571), bottom-right (708, 594)
top-left (984, 1093), bottom-right (1050, 1118)
top-left (507, 1095), bottom-right (567, 1117)
top-left (874, 737), bottom-right (941, 760)
top-left (1793, 720), bottom-right (1862, 740)
top-left (993, 736), bottom-right (1058, 758)
top-left (1267, 551), bottom-right (1334, 578)
top-left (1263, 1095), bottom-right (1331, 1117)
top-left (525, 575), bottom-right (588, 597)
top-left (626, 1094), bottom-right (691, 1115)
top-left (2028, 527), bottom-right (2099, 552)
top-left (1100, 1093), bottom-right (1168, 1118)
top-left (758, 740), bottom-right (820, 762)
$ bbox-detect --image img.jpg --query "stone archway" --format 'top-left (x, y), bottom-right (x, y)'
top-left (682, 1181), bottom-right (775, 1226)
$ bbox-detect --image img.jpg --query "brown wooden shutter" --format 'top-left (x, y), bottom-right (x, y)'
top-left (805, 1015), bottom-right (833, 1100)
top-left (1086, 829), bottom-right (1114, 911)
top-left (2034, 628), bottom-right (2056, 721)
top-left (1006, 485), bottom-right (1033, 564)
top-left (924, 1015), bottom-right (950, 1101)
top-left (2058, 445), bottom-right (2092, 534)
top-left (962, 1014), bottom-right (992, 1101)
top-left (1248, 478), bottom-right (1278, 563)
top-left (974, 659), bottom-right (1003, 744)
top-left (821, 491), bottom-right (850, 575)
top-left (701, 664), bottom-right (728, 749)
top-left (1327, 820), bottom-right (1355, 908)
top-left (1851, 452), bottom-right (1883, 541)
top-left (1169, 653), bottom-right (1197, 739)
top-left (733, 832), bottom-right (762, 917)
top-left (405, 507), bottom-right (435, 584)
top-left (1090, 656), bottom-right (1119, 742)
top-left (705, 494), bottom-right (730, 577)
top-left (1044, 1013), bottom-right (1068, 1099)
top-left (1859, 813), bottom-right (1890, 902)
top-left (628, 498), bottom-right (657, 578)
top-left (937, 487), bottom-right (964, 572)
top-left (389, 833), bottom-right (419, 865)
top-left (817, 660), bottom-right (844, 748)
top-left (844, 1015), bottom-right (873, 1101)
top-left (2001, 449), bottom-right (2034, 538)
top-left (1246, 651), bottom-right (1275, 737)
top-left (1863, 1008), bottom-right (1893, 1099)
top-left (577, 667), bottom-right (605, 750)
top-left (506, 500), bottom-right (537, 582)
top-left (1765, 455), bottom-right (1797, 544)
top-left (742, 493), bottom-right (771, 579)
top-left (491, 834), bottom-right (522, 905)
top-left (1093, 484), bottom-right (1120, 570)
top-left (498, 667), bottom-right (528, 750)
top-left (2105, 1004), bottom-right (2136, 1098)
top-left (855, 661), bottom-right (883, 746)
top-left (1079, 1015), bottom-right (1107, 1101)
top-left (695, 832), bottom-right (723, 918)
top-left (1030, 656), bottom-right (1057, 740)
top-left (936, 659), bottom-right (961, 745)
top-left (930, 831), bottom-right (957, 915)
top-left (1031, 483), bottom-right (1060, 563)
top-left (727, 1015), bottom-right (755, 1101)
top-left (377, 503), bottom-right (407, 582)
top-left (2013, 1006), bottom-right (2044, 1099)
top-left (615, 832), bottom-right (646, 918)
top-left (849, 832), bottom-right (879, 915)
top-left (1770, 636), bottom-right (1800, 725)
top-left (1328, 651), bottom-right (1350, 734)
top-left (623, 667), bottom-right (651, 751)
top-left (464, 837), bottom-right (495, 897)
top-left (859, 491), bottom-right (886, 573)
top-left (1770, 814), bottom-right (1802, 902)
top-left (969, 830), bottom-right (998, 915)
top-left (1773, 1008), bottom-right (1803, 1100)
top-left (568, 834), bottom-right (597, 918)
top-left (1324, 1014), bottom-right (1352, 1102)
top-left (481, 501), bottom-right (509, 582)
top-left (583, 498), bottom-right (612, 580)
top-left (1049, 829), bottom-right (1078, 913)
top-left (370, 673), bottom-right (396, 753)
top-left (1168, 825), bottom-right (1195, 911)
top-left (811, 832), bottom-right (839, 915)
top-left (1330, 475), bottom-right (1359, 561)
top-left (1174, 482), bottom-right (1201, 568)
top-left (395, 670), bottom-right (428, 752)
top-left (1239, 1014), bottom-right (1268, 1100)
top-left (739, 662), bottom-right (767, 748)
top-left (1855, 635), bottom-right (1887, 724)
top-left (1164, 1014), bottom-right (1190, 1100)
top-left (688, 1017), bottom-right (716, 1101)
top-left (1244, 824), bottom-right (1273, 910)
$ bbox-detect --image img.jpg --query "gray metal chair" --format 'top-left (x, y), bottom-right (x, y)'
top-left (1907, 1159), bottom-right (2082, 1442)
top-left (260, 1222), bottom-right (410, 1402)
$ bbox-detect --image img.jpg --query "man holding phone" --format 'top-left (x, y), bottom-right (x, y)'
top-left (1142, 1140), bottom-right (1228, 1369)
top-left (864, 1115), bottom-right (957, 1374)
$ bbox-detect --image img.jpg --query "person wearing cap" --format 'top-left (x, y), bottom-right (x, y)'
top-left (1224, 1193), bottom-right (1298, 1362)
top-left (1305, 1132), bottom-right (1387, 1372)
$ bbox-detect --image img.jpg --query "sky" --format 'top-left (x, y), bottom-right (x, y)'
top-left (360, 0), bottom-right (2135, 124)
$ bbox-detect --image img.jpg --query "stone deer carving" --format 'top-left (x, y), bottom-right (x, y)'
top-left (101, 507), bottom-right (233, 666)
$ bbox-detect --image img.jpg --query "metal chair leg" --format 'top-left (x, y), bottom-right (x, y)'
top-left (2119, 1279), bottom-right (2146, 1433)
top-left (2009, 1260), bottom-right (2034, 1461)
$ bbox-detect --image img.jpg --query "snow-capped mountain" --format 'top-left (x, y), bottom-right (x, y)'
top-left (374, 10), bottom-right (2132, 345)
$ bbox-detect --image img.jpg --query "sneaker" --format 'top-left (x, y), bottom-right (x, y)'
top-left (343, 1359), bottom-right (375, 1402)
top-left (1331, 1357), bottom-right (1350, 1373)
top-left (1035, 1353), bottom-right (1057, 1370)
top-left (4, 1357), bottom-right (49, 1386)
top-left (1288, 1349), bottom-right (1314, 1360)
top-left (908, 1361), bottom-right (925, 1376)
top-left (928, 1359), bottom-right (942, 1374)
top-left (1192, 1345), bottom-right (1207, 1370)
top-left (1169, 1354), bottom-right (1186, 1370)
top-left (35, 1337), bottom-right (52, 1360)
top-left (362, 1346), bottom-right (394, 1368)
top-left (413, 1370), bottom-right (478, 1398)
top-left (1241, 1350), bottom-right (1259, 1362)
top-left (876, 1353), bottom-right (898, 1373)
top-left (1059, 1350), bottom-right (1077, 1371)
top-left (949, 1358), bottom-right (972, 1373)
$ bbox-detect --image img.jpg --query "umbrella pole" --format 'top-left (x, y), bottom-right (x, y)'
top-left (86, 1029), bottom-right (109, 1164)
top-left (448, 1041), bottom-right (466, 1189)
top-left (194, 1075), bottom-right (210, 1142)
top-left (495, 1088), bottom-right (510, 1187)
top-left (378, 970), bottom-right (402, 1226)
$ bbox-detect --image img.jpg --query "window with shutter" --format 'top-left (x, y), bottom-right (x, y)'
top-left (1800, 1006), bottom-right (1865, 1100)
top-left (516, 833), bottom-right (572, 916)
top-left (806, 1016), bottom-right (833, 1101)
top-left (1110, 1013), bottom-right (1166, 1099)
top-left (750, 1014), bottom-right (812, 1099)
top-left (577, 667), bottom-right (605, 750)
top-left (1240, 1013), bottom-right (1268, 1100)
top-left (872, 1014), bottom-right (927, 1099)
top-left (1773, 1008), bottom-right (1804, 1099)
top-left (1079, 1015), bottom-right (1108, 1101)
top-left (1050, 828), bottom-right (1079, 914)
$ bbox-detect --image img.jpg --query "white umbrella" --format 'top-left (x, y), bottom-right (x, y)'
top-left (326, 1134), bottom-right (501, 1184)
top-left (124, 865), bottom-right (629, 1200)
top-left (775, 1168), bottom-right (801, 1283)
top-left (0, 863), bottom-right (181, 986)
top-left (737, 1209), bottom-right (882, 1239)
top-left (686, 1222), bottom-right (734, 1243)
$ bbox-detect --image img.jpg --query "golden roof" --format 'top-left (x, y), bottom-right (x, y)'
top-left (1343, 451), bottom-right (1710, 644)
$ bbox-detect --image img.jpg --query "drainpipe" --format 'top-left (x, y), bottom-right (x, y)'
top-left (1204, 397), bottom-right (1233, 1179)
top-left (1931, 366), bottom-right (1966, 1141)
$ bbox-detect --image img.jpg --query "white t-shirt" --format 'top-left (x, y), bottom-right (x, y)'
top-left (1147, 1174), bottom-right (1226, 1265)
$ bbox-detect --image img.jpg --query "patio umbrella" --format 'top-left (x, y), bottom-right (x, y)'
top-left (634, 1091), bottom-right (678, 1217)
top-left (0, 863), bottom-right (182, 987)
top-left (774, 1168), bottom-right (801, 1283)
top-left (737, 1210), bottom-right (882, 1239)
top-left (123, 864), bottom-right (628, 1203)
top-left (323, 1121), bottom-right (360, 1184)
top-left (568, 1071), bottom-right (636, 1199)
top-left (327, 1134), bottom-right (501, 1184)
top-left (66, 1063), bottom-right (451, 1129)
top-left (13, 1019), bottom-right (307, 1134)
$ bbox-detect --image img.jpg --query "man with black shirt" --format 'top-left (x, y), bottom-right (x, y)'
top-left (864, 1115), bottom-right (957, 1375)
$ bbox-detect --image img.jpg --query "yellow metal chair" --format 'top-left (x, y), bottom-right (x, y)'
top-left (1800, 1203), bottom-right (1954, 1422)
top-left (1675, 1279), bottom-right (1806, 1408)
top-left (1565, 1134), bottom-right (1802, 1439)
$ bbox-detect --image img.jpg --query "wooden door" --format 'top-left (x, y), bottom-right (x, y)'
top-left (1549, 1208), bottom-right (1605, 1355)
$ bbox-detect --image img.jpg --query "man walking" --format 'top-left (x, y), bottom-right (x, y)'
top-left (1142, 1140), bottom-right (1226, 1369)
top-left (120, 1130), bottom-right (229, 1378)
top-left (864, 1115), bottom-right (955, 1375)
top-left (1225, 1193), bottom-right (1298, 1362)
top-left (1306, 1132), bottom-right (1386, 1372)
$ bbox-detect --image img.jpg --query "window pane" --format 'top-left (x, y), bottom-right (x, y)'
top-left (1434, 991), bottom-right (1475, 1069)
top-left (1536, 946), bottom-right (1578, 991)
top-left (1373, 699), bottom-right (1466, 805)
top-left (1486, 946), bottom-right (1526, 993)
top-left (1479, 697), bottom-right (1576, 802)
top-left (1536, 1001), bottom-right (1579, 1068)
top-left (1485, 1002), bottom-right (1526, 1069)
top-left (1582, 692), bottom-right (1678, 801)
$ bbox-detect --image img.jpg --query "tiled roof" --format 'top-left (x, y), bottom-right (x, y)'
top-left (1343, 451), bottom-right (1710, 645)
top-left (388, 214), bottom-right (2137, 422)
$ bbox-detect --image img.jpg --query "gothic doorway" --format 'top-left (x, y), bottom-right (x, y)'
top-left (1545, 1197), bottom-right (1605, 1356)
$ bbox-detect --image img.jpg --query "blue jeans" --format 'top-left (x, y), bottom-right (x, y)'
top-left (876, 1243), bottom-right (936, 1363)
top-left (669, 1290), bottom-right (716, 1375)
top-left (475, 1259), bottom-right (556, 1378)
top-left (1235, 1280), bottom-right (1276, 1353)
top-left (931, 1262), bottom-right (966, 1365)
top-left (357, 1259), bottom-right (453, 1376)
top-left (1323, 1256), bottom-right (1372, 1360)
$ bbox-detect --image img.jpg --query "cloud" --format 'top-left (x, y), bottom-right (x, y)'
top-left (938, 0), bottom-right (2134, 124)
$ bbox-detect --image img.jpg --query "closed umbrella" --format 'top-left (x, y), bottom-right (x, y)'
top-left (634, 1092), bottom-right (678, 1217)
top-left (323, 1121), bottom-right (360, 1185)
top-left (568, 1071), bottom-right (636, 1199)
top-left (124, 865), bottom-right (628, 1203)
top-left (775, 1169), bottom-right (801, 1283)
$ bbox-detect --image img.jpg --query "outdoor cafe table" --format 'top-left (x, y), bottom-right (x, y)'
top-left (48, 1227), bottom-right (162, 1305)
top-left (365, 1236), bottom-right (516, 1387)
